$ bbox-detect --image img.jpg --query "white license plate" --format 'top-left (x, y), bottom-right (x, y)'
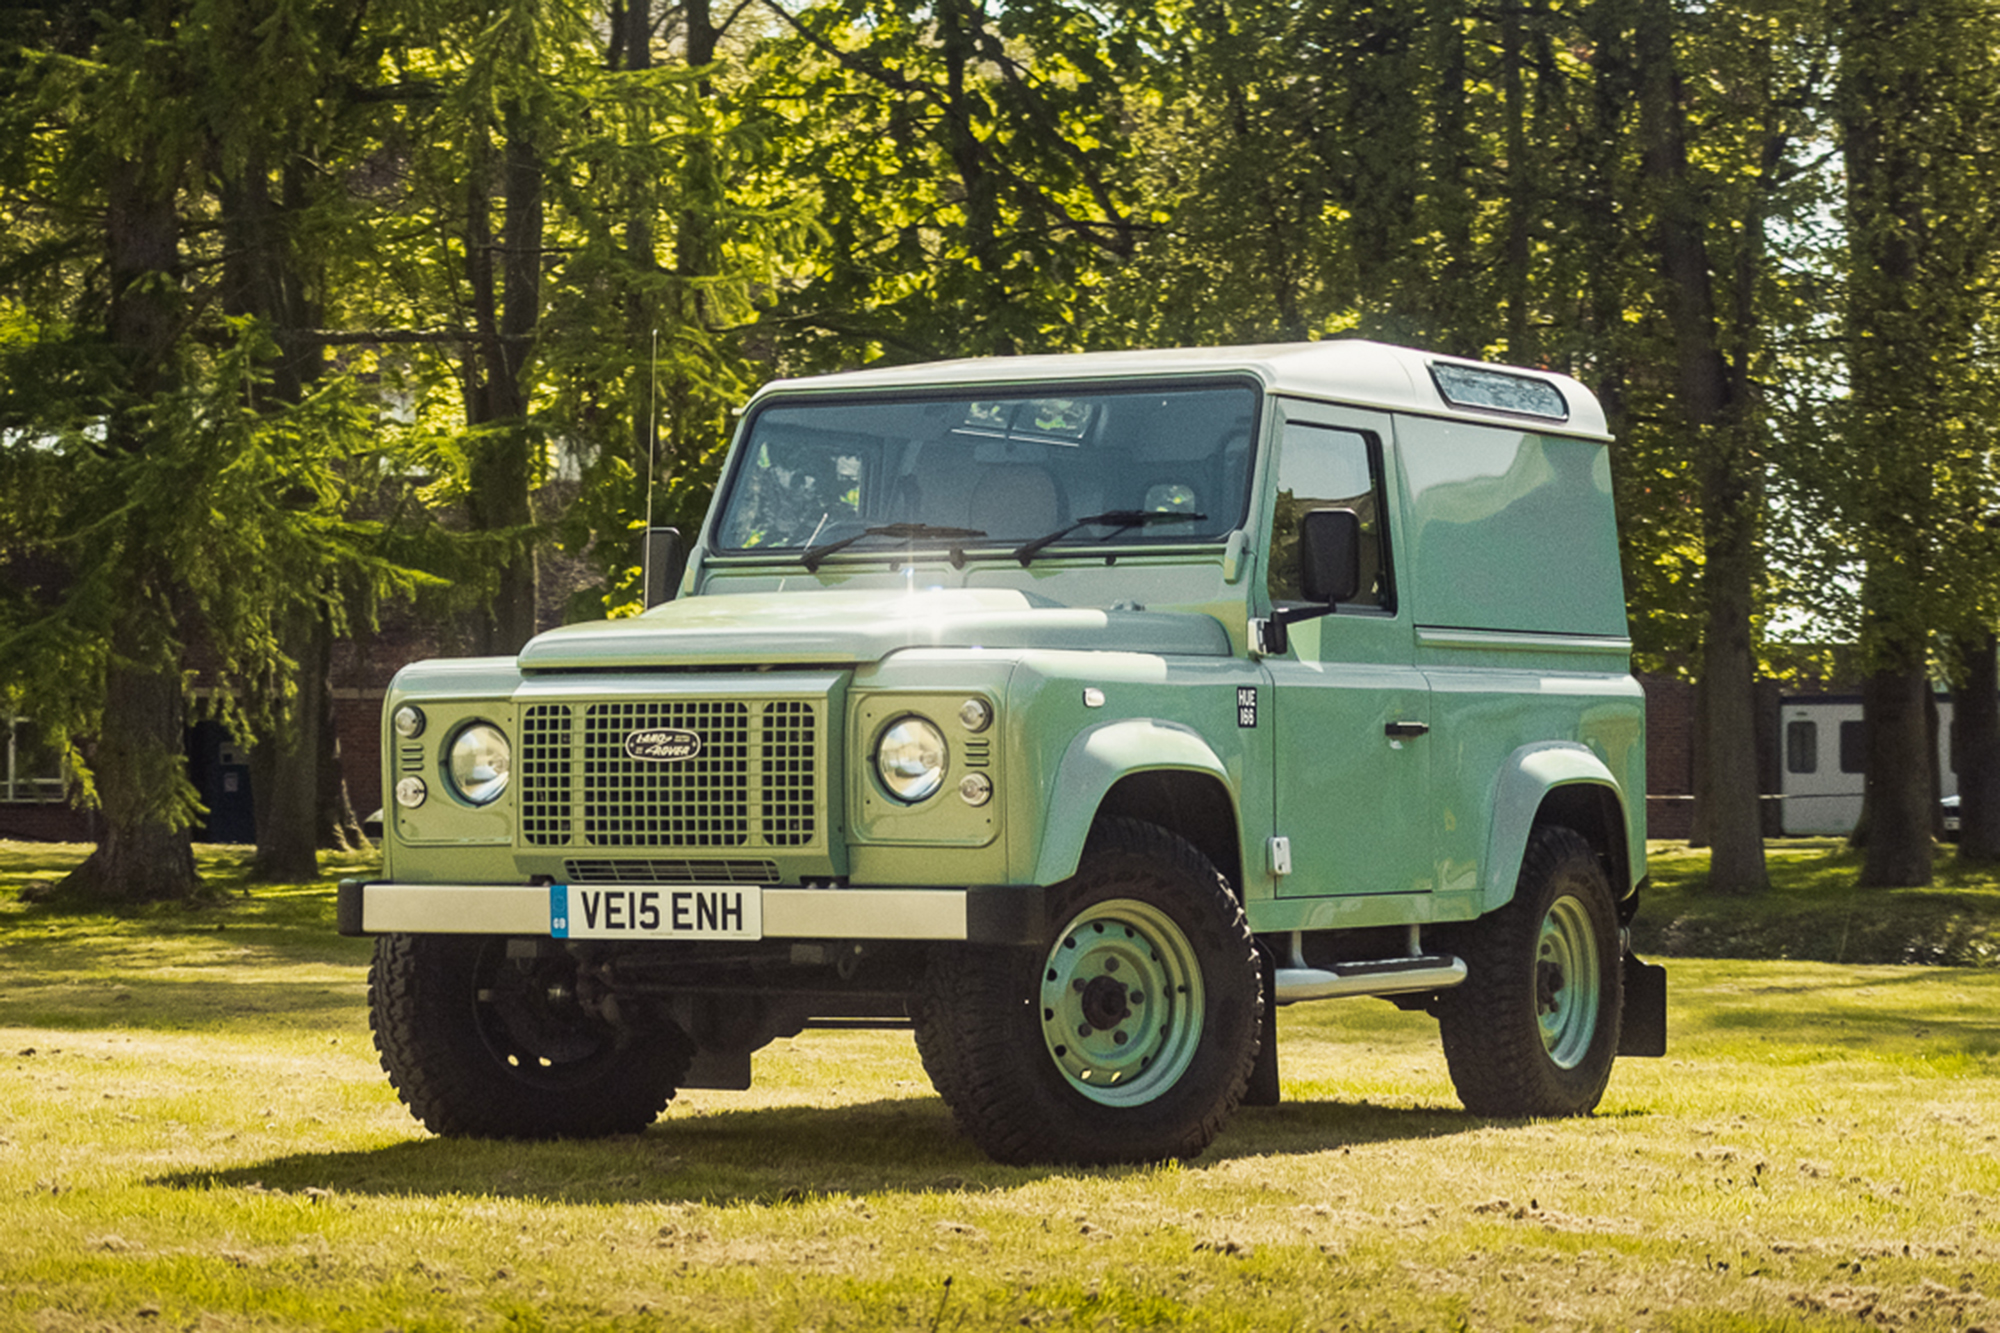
top-left (550, 884), bottom-right (762, 940)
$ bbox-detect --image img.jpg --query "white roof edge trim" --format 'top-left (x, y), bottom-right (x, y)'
top-left (746, 340), bottom-right (1612, 443)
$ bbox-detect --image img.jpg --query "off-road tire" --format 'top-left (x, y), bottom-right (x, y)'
top-left (370, 933), bottom-right (692, 1139)
top-left (913, 818), bottom-right (1262, 1166)
top-left (910, 972), bottom-right (972, 1111)
top-left (1438, 825), bottom-right (1623, 1117)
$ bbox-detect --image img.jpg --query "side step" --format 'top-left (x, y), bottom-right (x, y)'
top-left (1274, 954), bottom-right (1467, 1005)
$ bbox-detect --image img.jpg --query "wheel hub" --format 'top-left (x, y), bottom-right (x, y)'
top-left (1078, 974), bottom-right (1133, 1031)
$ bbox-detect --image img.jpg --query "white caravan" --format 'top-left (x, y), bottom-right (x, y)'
top-left (1778, 694), bottom-right (1957, 836)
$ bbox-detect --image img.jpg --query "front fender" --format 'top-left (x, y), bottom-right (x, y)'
top-left (1482, 741), bottom-right (1626, 913)
top-left (1030, 718), bottom-right (1231, 886)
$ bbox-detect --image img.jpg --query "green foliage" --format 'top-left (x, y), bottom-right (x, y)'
top-left (756, 0), bottom-right (1147, 365)
top-left (0, 321), bottom-right (436, 822)
top-left (2, 0), bottom-right (1999, 886)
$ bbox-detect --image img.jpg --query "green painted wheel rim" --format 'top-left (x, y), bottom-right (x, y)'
top-left (1536, 894), bottom-right (1601, 1069)
top-left (1038, 898), bottom-right (1205, 1107)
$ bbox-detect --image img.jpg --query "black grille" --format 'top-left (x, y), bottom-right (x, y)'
top-left (562, 859), bottom-right (778, 885)
top-left (520, 699), bottom-right (821, 850)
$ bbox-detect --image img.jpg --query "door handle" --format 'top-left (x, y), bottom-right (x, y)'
top-left (1384, 721), bottom-right (1430, 739)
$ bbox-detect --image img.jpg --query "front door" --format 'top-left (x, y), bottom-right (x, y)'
top-left (1262, 401), bottom-right (1433, 899)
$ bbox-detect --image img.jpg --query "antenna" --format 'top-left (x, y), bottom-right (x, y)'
top-left (642, 328), bottom-right (660, 597)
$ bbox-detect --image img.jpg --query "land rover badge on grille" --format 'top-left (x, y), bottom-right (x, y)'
top-left (624, 727), bottom-right (702, 762)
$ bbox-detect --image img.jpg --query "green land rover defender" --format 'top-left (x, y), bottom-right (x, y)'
top-left (340, 340), bottom-right (1666, 1165)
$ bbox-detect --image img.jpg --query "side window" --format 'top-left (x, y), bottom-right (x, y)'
top-left (1266, 422), bottom-right (1391, 610)
top-left (1785, 720), bottom-right (1818, 774)
top-left (1838, 720), bottom-right (1867, 775)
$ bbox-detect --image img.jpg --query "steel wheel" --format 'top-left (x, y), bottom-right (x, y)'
top-left (912, 817), bottom-right (1262, 1165)
top-left (1039, 898), bottom-right (1206, 1107)
top-left (1536, 894), bottom-right (1602, 1070)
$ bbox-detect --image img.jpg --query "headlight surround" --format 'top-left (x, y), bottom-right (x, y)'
top-left (446, 722), bottom-right (511, 806)
top-left (875, 715), bottom-right (948, 804)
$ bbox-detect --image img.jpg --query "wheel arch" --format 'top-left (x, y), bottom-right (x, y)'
top-left (1030, 719), bottom-right (1243, 893)
top-left (1481, 742), bottom-right (1635, 914)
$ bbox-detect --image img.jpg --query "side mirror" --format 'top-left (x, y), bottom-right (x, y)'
top-left (1298, 508), bottom-right (1362, 605)
top-left (1253, 508), bottom-right (1363, 657)
top-left (642, 527), bottom-right (685, 608)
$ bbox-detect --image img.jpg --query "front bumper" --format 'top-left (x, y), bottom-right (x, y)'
top-left (337, 879), bottom-right (1045, 945)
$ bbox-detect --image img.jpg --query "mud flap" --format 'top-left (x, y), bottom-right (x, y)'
top-left (1242, 942), bottom-right (1281, 1106)
top-left (1617, 952), bottom-right (1667, 1057)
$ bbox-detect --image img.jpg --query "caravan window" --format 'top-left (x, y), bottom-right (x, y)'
top-left (1839, 720), bottom-right (1867, 775)
top-left (1785, 720), bottom-right (1818, 775)
top-left (4, 717), bottom-right (63, 804)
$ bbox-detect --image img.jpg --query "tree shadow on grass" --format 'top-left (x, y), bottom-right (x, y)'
top-left (0, 972), bottom-right (365, 1038)
top-left (148, 1090), bottom-right (1505, 1206)
top-left (1683, 967), bottom-right (2000, 1059)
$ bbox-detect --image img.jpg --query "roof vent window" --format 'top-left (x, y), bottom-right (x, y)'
top-left (1429, 363), bottom-right (1569, 421)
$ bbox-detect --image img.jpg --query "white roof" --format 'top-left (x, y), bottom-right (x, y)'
top-left (750, 339), bottom-right (1611, 441)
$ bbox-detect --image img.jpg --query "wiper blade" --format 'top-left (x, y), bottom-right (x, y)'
top-left (1010, 510), bottom-right (1209, 566)
top-left (800, 522), bottom-right (988, 573)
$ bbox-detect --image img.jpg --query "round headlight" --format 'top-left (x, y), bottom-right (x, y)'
top-left (876, 716), bottom-right (947, 804)
top-left (447, 723), bottom-right (511, 805)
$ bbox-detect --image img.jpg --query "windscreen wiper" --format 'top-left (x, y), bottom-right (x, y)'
top-left (800, 522), bottom-right (988, 573)
top-left (1009, 510), bottom-right (1209, 567)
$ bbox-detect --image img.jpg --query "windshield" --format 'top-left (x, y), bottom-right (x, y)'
top-left (712, 382), bottom-right (1259, 559)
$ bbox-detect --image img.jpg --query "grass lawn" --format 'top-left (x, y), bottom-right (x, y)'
top-left (2, 839), bottom-right (1998, 1330)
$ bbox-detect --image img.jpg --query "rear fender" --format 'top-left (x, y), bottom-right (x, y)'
top-left (1482, 741), bottom-right (1631, 913)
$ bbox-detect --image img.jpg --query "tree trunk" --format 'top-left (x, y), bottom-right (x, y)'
top-left (1858, 660), bottom-right (1934, 886)
top-left (1498, 0), bottom-right (1533, 362)
top-left (1427, 0), bottom-right (1478, 352)
top-left (1635, 0), bottom-right (1765, 893)
top-left (318, 669), bottom-right (369, 852)
top-left (1953, 634), bottom-right (2000, 861)
top-left (1686, 678), bottom-right (1711, 847)
top-left (1695, 455), bottom-right (1767, 892)
top-left (61, 640), bottom-right (200, 902)
top-left (221, 148), bottom-right (334, 879)
top-left (1841, 0), bottom-right (1936, 886)
top-left (59, 154), bottom-right (200, 903)
top-left (250, 602), bottom-right (324, 881)
top-left (464, 114), bottom-right (544, 655)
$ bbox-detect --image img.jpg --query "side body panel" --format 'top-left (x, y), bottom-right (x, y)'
top-left (1396, 413), bottom-right (1646, 900)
